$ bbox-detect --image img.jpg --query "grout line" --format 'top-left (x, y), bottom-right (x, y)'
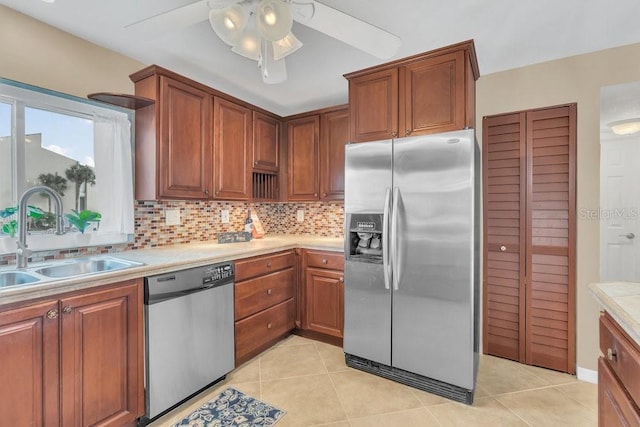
top-left (490, 395), bottom-right (534, 427)
top-left (318, 343), bottom-right (351, 424)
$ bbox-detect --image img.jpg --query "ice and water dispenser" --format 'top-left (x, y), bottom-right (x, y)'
top-left (346, 213), bottom-right (384, 264)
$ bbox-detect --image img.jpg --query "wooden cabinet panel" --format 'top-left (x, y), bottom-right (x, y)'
top-left (349, 68), bottom-right (398, 143)
top-left (60, 280), bottom-right (143, 427)
top-left (600, 312), bottom-right (640, 405)
top-left (159, 76), bottom-right (212, 199)
top-left (306, 250), bottom-right (344, 271)
top-left (0, 300), bottom-right (59, 426)
top-left (320, 108), bottom-right (349, 200)
top-left (599, 357), bottom-right (640, 426)
top-left (213, 97), bottom-right (251, 200)
top-left (305, 268), bottom-right (344, 338)
top-left (401, 51), bottom-right (465, 136)
top-left (235, 250), bottom-right (295, 282)
top-left (235, 268), bottom-right (295, 320)
top-left (235, 299), bottom-right (295, 365)
top-left (253, 111), bottom-right (280, 172)
top-left (287, 115), bottom-right (320, 200)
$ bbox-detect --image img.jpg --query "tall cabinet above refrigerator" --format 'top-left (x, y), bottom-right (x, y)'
top-left (343, 129), bottom-right (480, 404)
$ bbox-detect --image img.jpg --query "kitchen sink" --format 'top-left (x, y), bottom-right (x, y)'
top-left (32, 257), bottom-right (143, 279)
top-left (0, 271), bottom-right (41, 287)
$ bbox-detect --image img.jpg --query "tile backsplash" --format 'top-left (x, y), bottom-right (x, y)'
top-left (1, 200), bottom-right (344, 264)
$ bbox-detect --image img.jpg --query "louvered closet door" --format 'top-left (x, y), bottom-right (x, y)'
top-left (483, 104), bottom-right (576, 374)
top-left (525, 105), bottom-right (576, 373)
top-left (483, 113), bottom-right (527, 362)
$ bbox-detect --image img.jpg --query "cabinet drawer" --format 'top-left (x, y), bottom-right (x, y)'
top-left (235, 299), bottom-right (295, 363)
top-left (600, 312), bottom-right (640, 405)
top-left (235, 268), bottom-right (294, 320)
top-left (598, 357), bottom-right (640, 426)
top-left (306, 250), bottom-right (344, 271)
top-left (235, 251), bottom-right (295, 282)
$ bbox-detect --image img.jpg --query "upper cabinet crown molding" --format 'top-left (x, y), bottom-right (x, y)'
top-left (345, 40), bottom-right (479, 143)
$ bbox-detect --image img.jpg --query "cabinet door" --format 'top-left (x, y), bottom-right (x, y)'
top-left (400, 50), bottom-right (465, 137)
top-left (599, 357), bottom-right (640, 426)
top-left (305, 267), bottom-right (344, 338)
top-left (159, 76), bottom-right (212, 199)
top-left (349, 68), bottom-right (398, 142)
top-left (321, 108), bottom-right (349, 201)
top-left (287, 115), bottom-right (320, 201)
top-left (253, 111), bottom-right (280, 172)
top-left (60, 280), bottom-right (143, 427)
top-left (0, 300), bottom-right (59, 426)
top-left (213, 97), bottom-right (252, 200)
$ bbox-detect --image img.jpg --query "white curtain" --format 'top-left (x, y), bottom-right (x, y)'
top-left (93, 113), bottom-right (134, 235)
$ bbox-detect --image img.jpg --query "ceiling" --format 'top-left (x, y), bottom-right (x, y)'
top-left (3, 0), bottom-right (640, 116)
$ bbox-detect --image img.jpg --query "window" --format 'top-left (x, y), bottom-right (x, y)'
top-left (0, 79), bottom-right (134, 254)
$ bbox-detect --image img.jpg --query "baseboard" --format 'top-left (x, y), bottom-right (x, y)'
top-left (576, 366), bottom-right (598, 384)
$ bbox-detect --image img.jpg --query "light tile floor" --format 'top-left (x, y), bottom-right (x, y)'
top-left (149, 335), bottom-right (597, 427)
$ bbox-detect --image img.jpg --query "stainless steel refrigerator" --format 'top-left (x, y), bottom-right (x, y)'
top-left (343, 129), bottom-right (479, 404)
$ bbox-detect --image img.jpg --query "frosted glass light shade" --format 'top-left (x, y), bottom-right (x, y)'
top-left (257, 0), bottom-right (293, 42)
top-left (232, 27), bottom-right (261, 60)
top-left (272, 32), bottom-right (302, 60)
top-left (209, 5), bottom-right (246, 46)
top-left (610, 118), bottom-right (640, 135)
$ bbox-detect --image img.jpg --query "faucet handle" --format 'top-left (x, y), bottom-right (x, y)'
top-left (16, 241), bottom-right (32, 258)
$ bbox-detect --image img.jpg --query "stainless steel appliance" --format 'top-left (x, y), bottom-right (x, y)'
top-left (141, 262), bottom-right (235, 424)
top-left (344, 129), bottom-right (479, 404)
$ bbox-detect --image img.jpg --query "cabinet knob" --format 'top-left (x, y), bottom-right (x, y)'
top-left (340, 276), bottom-right (344, 283)
top-left (314, 193), bottom-right (318, 197)
top-left (322, 192), bottom-right (327, 197)
top-left (322, 258), bottom-right (328, 264)
top-left (500, 245), bottom-right (507, 252)
top-left (391, 131), bottom-right (398, 138)
top-left (46, 309), bottom-right (59, 319)
top-left (267, 323), bottom-right (272, 329)
top-left (607, 348), bottom-right (617, 362)
top-left (267, 288), bottom-right (272, 295)
top-left (254, 161), bottom-right (258, 166)
top-left (205, 189), bottom-right (209, 195)
top-left (62, 306), bottom-right (73, 315)
top-left (267, 261), bottom-right (272, 268)
top-left (406, 129), bottom-right (412, 136)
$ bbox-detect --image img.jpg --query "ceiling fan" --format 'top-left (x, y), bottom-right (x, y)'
top-left (127, 0), bottom-right (401, 84)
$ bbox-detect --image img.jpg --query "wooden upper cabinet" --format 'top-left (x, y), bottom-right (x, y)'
top-left (321, 108), bottom-right (349, 200)
top-left (252, 111), bottom-right (280, 173)
top-left (287, 115), bottom-right (320, 201)
top-left (213, 97), bottom-right (251, 200)
top-left (346, 40), bottom-right (478, 143)
top-left (348, 68), bottom-right (398, 143)
top-left (131, 69), bottom-right (212, 200)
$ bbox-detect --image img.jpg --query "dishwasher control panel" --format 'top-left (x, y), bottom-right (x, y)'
top-left (203, 264), bottom-right (234, 284)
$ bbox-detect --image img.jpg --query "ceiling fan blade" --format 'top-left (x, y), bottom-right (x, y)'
top-left (125, 0), bottom-right (237, 37)
top-left (260, 41), bottom-right (288, 84)
top-left (291, 0), bottom-right (401, 59)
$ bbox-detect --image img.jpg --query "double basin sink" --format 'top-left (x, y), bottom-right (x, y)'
top-left (0, 256), bottom-right (144, 288)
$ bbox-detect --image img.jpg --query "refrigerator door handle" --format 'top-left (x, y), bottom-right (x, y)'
top-left (383, 187), bottom-right (392, 290)
top-left (391, 187), bottom-right (400, 291)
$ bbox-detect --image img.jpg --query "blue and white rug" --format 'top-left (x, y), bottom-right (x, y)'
top-left (173, 387), bottom-right (286, 427)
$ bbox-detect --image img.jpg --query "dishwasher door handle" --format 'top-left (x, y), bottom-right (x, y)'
top-left (146, 283), bottom-right (219, 305)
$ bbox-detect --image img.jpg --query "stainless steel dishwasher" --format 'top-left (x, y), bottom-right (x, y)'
top-left (141, 261), bottom-right (235, 425)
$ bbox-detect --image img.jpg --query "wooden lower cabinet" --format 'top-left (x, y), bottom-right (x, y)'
top-left (299, 250), bottom-right (344, 342)
top-left (234, 251), bottom-right (296, 365)
top-left (0, 280), bottom-right (143, 427)
top-left (598, 312), bottom-right (640, 426)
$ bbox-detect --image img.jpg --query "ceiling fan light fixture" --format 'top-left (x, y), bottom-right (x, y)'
top-left (209, 5), bottom-right (246, 46)
top-left (231, 26), bottom-right (262, 60)
top-left (257, 0), bottom-right (293, 42)
top-left (609, 118), bottom-right (640, 135)
top-left (272, 32), bottom-right (302, 60)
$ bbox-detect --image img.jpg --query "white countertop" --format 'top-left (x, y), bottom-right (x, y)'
top-left (0, 235), bottom-right (343, 306)
top-left (589, 281), bottom-right (640, 345)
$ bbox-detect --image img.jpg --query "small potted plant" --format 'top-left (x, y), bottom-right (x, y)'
top-left (1, 205), bottom-right (45, 237)
top-left (66, 209), bottom-right (101, 234)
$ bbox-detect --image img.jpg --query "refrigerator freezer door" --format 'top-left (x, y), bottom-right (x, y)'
top-left (391, 130), bottom-right (476, 390)
top-left (344, 140), bottom-right (393, 365)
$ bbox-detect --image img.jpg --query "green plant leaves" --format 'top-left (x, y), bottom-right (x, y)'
top-left (65, 209), bottom-right (101, 234)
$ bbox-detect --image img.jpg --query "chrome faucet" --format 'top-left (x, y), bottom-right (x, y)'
top-left (16, 186), bottom-right (65, 268)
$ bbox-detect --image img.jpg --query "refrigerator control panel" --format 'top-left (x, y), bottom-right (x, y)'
top-left (346, 213), bottom-right (383, 264)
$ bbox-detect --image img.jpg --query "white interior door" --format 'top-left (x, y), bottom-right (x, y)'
top-left (600, 139), bottom-right (640, 281)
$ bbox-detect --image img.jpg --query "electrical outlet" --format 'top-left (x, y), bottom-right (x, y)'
top-left (221, 209), bottom-right (230, 224)
top-left (165, 209), bottom-right (181, 226)
top-left (296, 209), bottom-right (304, 223)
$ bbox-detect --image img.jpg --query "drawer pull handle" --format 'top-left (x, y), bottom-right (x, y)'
top-left (607, 348), bottom-right (617, 362)
top-left (267, 323), bottom-right (272, 329)
top-left (500, 245), bottom-right (507, 252)
top-left (62, 306), bottom-right (73, 315)
top-left (322, 259), bottom-right (328, 264)
top-left (46, 309), bottom-right (59, 320)
top-left (339, 277), bottom-right (344, 283)
top-left (267, 261), bottom-right (272, 268)
top-left (267, 289), bottom-right (272, 295)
